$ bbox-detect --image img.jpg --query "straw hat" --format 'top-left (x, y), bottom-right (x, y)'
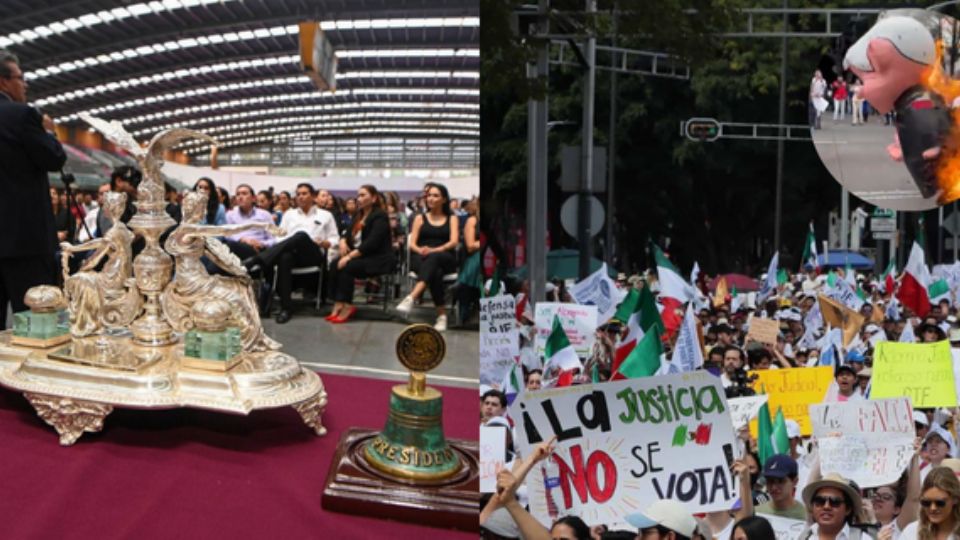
top-left (801, 473), bottom-right (863, 519)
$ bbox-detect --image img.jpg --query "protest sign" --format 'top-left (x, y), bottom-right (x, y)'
top-left (728, 395), bottom-right (768, 431)
top-left (509, 372), bottom-right (738, 528)
top-left (810, 398), bottom-right (915, 488)
top-left (749, 367), bottom-right (833, 436)
top-left (745, 317), bottom-right (779, 346)
top-left (827, 279), bottom-right (866, 312)
top-left (871, 341), bottom-right (957, 407)
top-left (760, 514), bottom-right (807, 540)
top-left (534, 302), bottom-right (598, 357)
top-left (480, 425), bottom-right (508, 493)
top-left (568, 264), bottom-right (626, 325)
top-left (480, 295), bottom-right (520, 385)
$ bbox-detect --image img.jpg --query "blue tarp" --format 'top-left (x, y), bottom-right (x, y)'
top-left (816, 250), bottom-right (874, 269)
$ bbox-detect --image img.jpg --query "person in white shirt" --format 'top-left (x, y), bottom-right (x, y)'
top-left (798, 474), bottom-right (872, 539)
top-left (244, 183), bottom-right (339, 324)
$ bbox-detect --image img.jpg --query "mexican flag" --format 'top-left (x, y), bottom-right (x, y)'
top-left (801, 222), bottom-right (819, 272)
top-left (500, 362), bottom-right (523, 406)
top-left (772, 407), bottom-right (790, 456)
top-left (543, 316), bottom-right (582, 374)
top-left (897, 242), bottom-right (932, 318)
top-left (929, 278), bottom-right (951, 305)
top-left (881, 261), bottom-right (896, 294)
top-left (616, 326), bottom-right (663, 379)
top-left (757, 390), bottom-right (776, 466)
top-left (652, 244), bottom-right (696, 303)
top-left (612, 285), bottom-right (663, 374)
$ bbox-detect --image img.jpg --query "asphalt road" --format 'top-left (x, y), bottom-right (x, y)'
top-left (811, 113), bottom-right (939, 211)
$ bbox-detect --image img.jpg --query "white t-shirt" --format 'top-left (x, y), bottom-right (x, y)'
top-left (898, 520), bottom-right (957, 540)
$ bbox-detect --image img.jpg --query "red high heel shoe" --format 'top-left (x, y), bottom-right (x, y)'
top-left (324, 312), bottom-right (339, 321)
top-left (330, 306), bottom-right (358, 324)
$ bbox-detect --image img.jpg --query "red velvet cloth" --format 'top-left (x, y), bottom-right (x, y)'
top-left (0, 372), bottom-right (478, 538)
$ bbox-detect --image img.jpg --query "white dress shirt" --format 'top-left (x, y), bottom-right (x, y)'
top-left (807, 523), bottom-right (852, 540)
top-left (278, 205), bottom-right (339, 246)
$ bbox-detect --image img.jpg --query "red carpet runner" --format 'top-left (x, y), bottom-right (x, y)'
top-left (0, 372), bottom-right (478, 539)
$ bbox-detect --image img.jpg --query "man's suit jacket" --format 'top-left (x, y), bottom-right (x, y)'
top-left (0, 93), bottom-right (65, 258)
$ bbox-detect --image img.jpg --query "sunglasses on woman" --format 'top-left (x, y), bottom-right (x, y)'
top-left (812, 495), bottom-right (846, 508)
top-left (920, 498), bottom-right (950, 509)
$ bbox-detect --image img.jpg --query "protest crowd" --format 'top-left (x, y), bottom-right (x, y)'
top-left (479, 240), bottom-right (960, 540)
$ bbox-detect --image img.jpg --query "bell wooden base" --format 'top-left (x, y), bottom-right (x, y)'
top-left (321, 427), bottom-right (479, 532)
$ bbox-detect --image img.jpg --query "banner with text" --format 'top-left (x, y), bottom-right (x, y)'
top-left (871, 341), bottom-right (957, 407)
top-left (728, 395), bottom-right (769, 431)
top-left (535, 302), bottom-right (598, 357)
top-left (749, 367), bottom-right (834, 437)
top-left (810, 398), bottom-right (916, 488)
top-left (509, 372), bottom-right (738, 528)
top-left (480, 295), bottom-right (520, 385)
top-left (480, 425), bottom-right (508, 493)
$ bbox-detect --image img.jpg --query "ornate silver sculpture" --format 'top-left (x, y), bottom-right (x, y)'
top-left (60, 191), bottom-right (140, 337)
top-left (161, 191), bottom-right (282, 351)
top-left (80, 113), bottom-right (218, 346)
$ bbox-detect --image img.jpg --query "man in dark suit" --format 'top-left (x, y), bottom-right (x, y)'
top-left (0, 50), bottom-right (66, 328)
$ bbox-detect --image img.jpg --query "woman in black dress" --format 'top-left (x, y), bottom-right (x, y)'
top-left (396, 183), bottom-right (460, 331)
top-left (328, 185), bottom-right (394, 323)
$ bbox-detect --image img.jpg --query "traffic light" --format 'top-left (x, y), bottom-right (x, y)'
top-left (684, 118), bottom-right (721, 142)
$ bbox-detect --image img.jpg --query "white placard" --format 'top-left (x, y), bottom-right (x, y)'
top-left (534, 302), bottom-right (598, 357)
top-left (509, 371), bottom-right (738, 529)
top-left (810, 398), bottom-right (916, 488)
top-left (480, 425), bottom-right (508, 493)
top-left (480, 295), bottom-right (520, 386)
top-left (728, 395), bottom-right (769, 431)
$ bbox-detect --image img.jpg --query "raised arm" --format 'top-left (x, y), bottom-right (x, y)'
top-left (896, 438), bottom-right (923, 531)
top-left (732, 458), bottom-right (754, 521)
top-left (499, 470), bottom-right (552, 540)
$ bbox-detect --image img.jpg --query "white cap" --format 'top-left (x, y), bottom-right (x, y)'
top-left (925, 424), bottom-right (958, 458)
top-left (625, 500), bottom-right (697, 537)
top-left (914, 410), bottom-right (930, 427)
top-left (785, 419), bottom-right (801, 439)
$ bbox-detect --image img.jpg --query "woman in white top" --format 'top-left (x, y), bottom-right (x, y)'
top-left (899, 467), bottom-right (960, 540)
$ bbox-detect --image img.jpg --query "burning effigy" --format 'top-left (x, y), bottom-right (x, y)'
top-left (844, 8), bottom-right (960, 205)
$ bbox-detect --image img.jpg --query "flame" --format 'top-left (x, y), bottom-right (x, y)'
top-left (921, 40), bottom-right (960, 204)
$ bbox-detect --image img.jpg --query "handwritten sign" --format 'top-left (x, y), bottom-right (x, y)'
top-left (761, 514), bottom-right (807, 540)
top-left (728, 395), bottom-right (769, 431)
top-left (480, 295), bottom-right (520, 385)
top-left (509, 372), bottom-right (738, 529)
top-left (480, 425), bottom-right (508, 493)
top-left (749, 367), bottom-right (834, 436)
top-left (871, 341), bottom-right (958, 407)
top-left (810, 398), bottom-right (916, 488)
top-left (746, 317), bottom-right (780, 346)
top-left (534, 302), bottom-right (598, 357)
